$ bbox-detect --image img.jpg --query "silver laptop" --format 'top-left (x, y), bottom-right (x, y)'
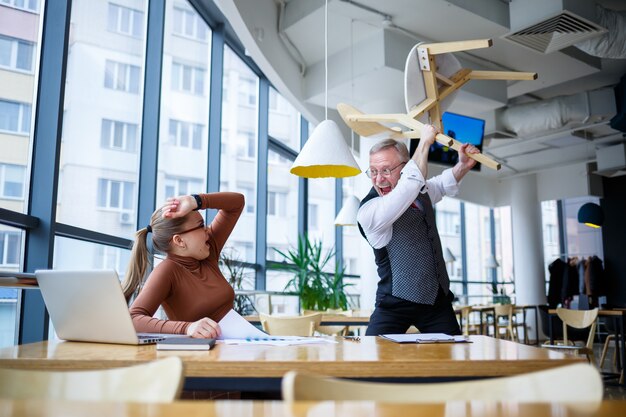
top-left (35, 269), bottom-right (165, 345)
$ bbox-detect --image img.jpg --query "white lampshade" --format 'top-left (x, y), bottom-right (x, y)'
top-left (334, 195), bottom-right (361, 226)
top-left (443, 247), bottom-right (456, 263)
top-left (485, 254), bottom-right (499, 269)
top-left (290, 120), bottom-right (361, 178)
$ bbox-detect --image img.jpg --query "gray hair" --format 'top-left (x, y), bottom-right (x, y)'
top-left (369, 139), bottom-right (410, 163)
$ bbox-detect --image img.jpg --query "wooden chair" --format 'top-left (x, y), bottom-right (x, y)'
top-left (459, 306), bottom-right (480, 336)
top-left (542, 308), bottom-right (598, 365)
top-left (303, 309), bottom-right (352, 336)
top-left (493, 304), bottom-right (518, 342)
top-left (282, 363), bottom-right (603, 403)
top-left (260, 312), bottom-right (322, 336)
top-left (282, 363), bottom-right (602, 403)
top-left (0, 357), bottom-right (183, 402)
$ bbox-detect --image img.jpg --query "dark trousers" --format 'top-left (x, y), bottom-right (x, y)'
top-left (366, 287), bottom-right (461, 335)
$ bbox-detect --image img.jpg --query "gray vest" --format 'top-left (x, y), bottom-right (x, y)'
top-left (359, 188), bottom-right (450, 305)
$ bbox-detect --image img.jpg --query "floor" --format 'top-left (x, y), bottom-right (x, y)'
top-left (595, 342), bottom-right (626, 399)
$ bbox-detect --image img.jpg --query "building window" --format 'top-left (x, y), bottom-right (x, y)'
top-left (97, 179), bottom-right (134, 210)
top-left (173, 6), bottom-right (208, 41)
top-left (0, 99), bottom-right (31, 134)
top-left (0, 35), bottom-right (35, 72)
top-left (107, 3), bottom-right (143, 38)
top-left (168, 119), bottom-right (203, 150)
top-left (104, 60), bottom-right (140, 94)
top-left (0, 231), bottom-right (20, 267)
top-left (236, 130), bottom-right (255, 158)
top-left (164, 177), bottom-right (203, 199)
top-left (171, 62), bottom-right (205, 95)
top-left (0, 164), bottom-right (25, 199)
top-left (0, 0), bottom-right (39, 12)
top-left (238, 185), bottom-right (255, 214)
top-left (268, 191), bottom-right (286, 217)
top-left (101, 119), bottom-right (137, 152)
top-left (238, 76), bottom-right (256, 106)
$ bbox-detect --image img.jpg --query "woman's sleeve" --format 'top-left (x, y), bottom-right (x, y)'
top-left (198, 192), bottom-right (245, 253)
top-left (129, 266), bottom-right (189, 334)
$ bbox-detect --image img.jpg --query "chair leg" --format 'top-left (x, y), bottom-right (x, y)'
top-left (600, 335), bottom-right (614, 369)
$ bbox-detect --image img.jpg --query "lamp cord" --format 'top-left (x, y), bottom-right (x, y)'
top-left (325, 0), bottom-right (328, 120)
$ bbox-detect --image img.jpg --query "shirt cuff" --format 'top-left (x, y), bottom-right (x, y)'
top-left (441, 168), bottom-right (460, 196)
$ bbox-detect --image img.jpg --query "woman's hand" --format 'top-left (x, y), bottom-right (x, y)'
top-left (186, 317), bottom-right (222, 339)
top-left (162, 195), bottom-right (197, 219)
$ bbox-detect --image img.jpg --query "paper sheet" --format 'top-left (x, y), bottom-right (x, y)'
top-left (217, 309), bottom-right (337, 345)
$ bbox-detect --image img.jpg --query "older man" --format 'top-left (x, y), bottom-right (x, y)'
top-left (357, 124), bottom-right (479, 335)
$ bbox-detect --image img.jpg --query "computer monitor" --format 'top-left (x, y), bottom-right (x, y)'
top-left (410, 112), bottom-right (485, 172)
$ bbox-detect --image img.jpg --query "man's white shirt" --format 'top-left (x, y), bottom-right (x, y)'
top-left (357, 160), bottom-right (460, 249)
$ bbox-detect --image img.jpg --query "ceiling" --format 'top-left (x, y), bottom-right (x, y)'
top-left (212, 0), bottom-right (626, 180)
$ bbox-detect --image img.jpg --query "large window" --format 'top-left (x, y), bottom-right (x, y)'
top-left (436, 197), bottom-right (462, 294)
top-left (541, 200), bottom-right (560, 283)
top-left (0, 35), bottom-right (35, 72)
top-left (157, 0), bottom-right (210, 216)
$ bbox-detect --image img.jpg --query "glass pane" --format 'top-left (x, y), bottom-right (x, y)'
top-left (541, 200), bottom-right (560, 287)
top-left (494, 206), bottom-right (514, 297)
top-left (266, 148), bottom-right (299, 287)
top-left (307, 177), bottom-right (335, 273)
top-left (51, 236), bottom-right (131, 340)
top-left (0, 225), bottom-right (25, 347)
top-left (563, 196), bottom-right (604, 259)
top-left (220, 45), bottom-right (258, 263)
top-left (436, 197), bottom-right (463, 299)
top-left (463, 201), bottom-right (492, 304)
top-left (268, 87), bottom-right (300, 151)
top-left (157, 1), bottom-right (211, 208)
top-left (0, 5), bottom-right (42, 213)
top-left (56, 0), bottom-right (147, 238)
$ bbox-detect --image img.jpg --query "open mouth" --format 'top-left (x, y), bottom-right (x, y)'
top-left (379, 186), bottom-right (392, 195)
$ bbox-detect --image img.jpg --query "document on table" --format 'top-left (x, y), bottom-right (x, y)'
top-left (217, 309), bottom-right (336, 346)
top-left (379, 333), bottom-right (470, 344)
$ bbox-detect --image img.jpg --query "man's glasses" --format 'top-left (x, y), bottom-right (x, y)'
top-left (365, 162), bottom-right (406, 178)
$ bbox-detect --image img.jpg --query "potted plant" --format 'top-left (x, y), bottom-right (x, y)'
top-left (219, 248), bottom-right (257, 316)
top-left (271, 234), bottom-right (351, 312)
top-left (487, 280), bottom-right (512, 305)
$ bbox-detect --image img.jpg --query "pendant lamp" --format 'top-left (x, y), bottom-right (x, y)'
top-left (334, 195), bottom-right (361, 226)
top-left (289, 0), bottom-right (360, 178)
top-left (577, 202), bottom-right (604, 228)
top-left (443, 247), bottom-right (456, 263)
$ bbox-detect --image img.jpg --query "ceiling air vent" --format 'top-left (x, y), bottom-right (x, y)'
top-left (503, 10), bottom-right (607, 54)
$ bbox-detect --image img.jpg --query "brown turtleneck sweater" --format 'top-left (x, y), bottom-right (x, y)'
top-left (129, 192), bottom-right (244, 334)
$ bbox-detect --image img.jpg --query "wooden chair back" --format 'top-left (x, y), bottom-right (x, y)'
top-left (260, 312), bottom-right (322, 336)
top-left (0, 357), bottom-right (183, 402)
top-left (493, 304), bottom-right (517, 342)
top-left (303, 309), bottom-right (352, 336)
top-left (282, 363), bottom-right (602, 403)
top-left (556, 307), bottom-right (599, 351)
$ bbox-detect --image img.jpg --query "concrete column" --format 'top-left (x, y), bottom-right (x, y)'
top-left (510, 174), bottom-right (547, 341)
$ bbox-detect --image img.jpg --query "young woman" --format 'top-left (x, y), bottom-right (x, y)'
top-left (122, 192), bottom-right (244, 339)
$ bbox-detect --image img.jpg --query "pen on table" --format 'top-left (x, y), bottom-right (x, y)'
top-left (343, 336), bottom-right (360, 341)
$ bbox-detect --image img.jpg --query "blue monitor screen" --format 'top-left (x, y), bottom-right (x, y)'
top-left (410, 112), bottom-right (485, 171)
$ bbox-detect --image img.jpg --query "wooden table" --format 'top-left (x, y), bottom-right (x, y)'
top-left (0, 399), bottom-right (622, 417)
top-left (0, 335), bottom-right (584, 392)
